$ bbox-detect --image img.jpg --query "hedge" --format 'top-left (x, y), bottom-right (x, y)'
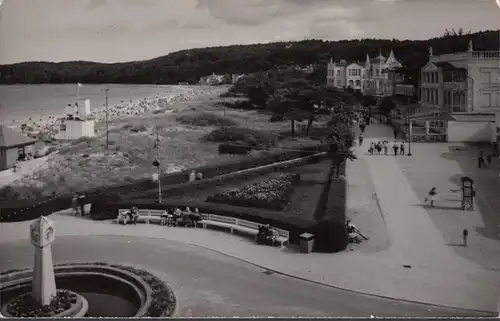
top-left (218, 143), bottom-right (252, 155)
top-left (0, 195), bottom-right (73, 223)
top-left (0, 145), bottom-right (327, 222)
top-left (100, 199), bottom-right (316, 245)
top-left (316, 161), bottom-right (348, 252)
top-left (123, 152), bottom-right (327, 200)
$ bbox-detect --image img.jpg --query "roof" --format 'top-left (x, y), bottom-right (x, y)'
top-left (0, 125), bottom-right (38, 149)
top-left (434, 62), bottom-right (467, 72)
top-left (449, 113), bottom-right (495, 122)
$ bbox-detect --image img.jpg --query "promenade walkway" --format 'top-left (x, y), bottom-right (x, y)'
top-left (1, 119), bottom-right (499, 313)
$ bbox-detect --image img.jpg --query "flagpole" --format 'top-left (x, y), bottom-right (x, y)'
top-left (76, 83), bottom-right (80, 100)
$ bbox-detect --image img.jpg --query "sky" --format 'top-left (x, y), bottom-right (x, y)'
top-left (0, 0), bottom-right (499, 64)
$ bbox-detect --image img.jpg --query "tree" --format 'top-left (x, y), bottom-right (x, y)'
top-left (362, 94), bottom-right (376, 107)
top-left (379, 96), bottom-right (395, 117)
top-left (324, 105), bottom-right (357, 178)
top-left (266, 87), bottom-right (308, 138)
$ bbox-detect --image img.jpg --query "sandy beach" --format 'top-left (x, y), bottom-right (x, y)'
top-left (4, 85), bottom-right (230, 140)
top-left (0, 84), bottom-right (323, 201)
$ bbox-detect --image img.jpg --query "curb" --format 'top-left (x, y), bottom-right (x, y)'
top-left (65, 233), bottom-right (494, 316)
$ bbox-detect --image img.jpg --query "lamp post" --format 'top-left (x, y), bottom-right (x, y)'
top-left (406, 109), bottom-right (413, 156)
top-left (101, 88), bottom-right (110, 149)
top-left (152, 128), bottom-right (162, 204)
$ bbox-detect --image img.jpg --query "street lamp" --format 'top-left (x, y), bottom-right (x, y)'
top-left (152, 128), bottom-right (162, 204)
top-left (101, 88), bottom-right (110, 149)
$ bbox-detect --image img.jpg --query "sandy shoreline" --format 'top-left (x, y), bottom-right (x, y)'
top-left (4, 85), bottom-right (230, 139)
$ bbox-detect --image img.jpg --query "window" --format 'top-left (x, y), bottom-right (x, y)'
top-left (337, 80), bottom-right (341, 86)
top-left (336, 70), bottom-right (341, 76)
top-left (375, 69), bottom-right (380, 77)
top-left (355, 80), bottom-right (361, 86)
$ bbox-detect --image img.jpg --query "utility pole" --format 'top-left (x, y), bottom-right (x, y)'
top-left (153, 128), bottom-right (162, 203)
top-left (407, 111), bottom-right (412, 156)
top-left (101, 88), bottom-right (110, 149)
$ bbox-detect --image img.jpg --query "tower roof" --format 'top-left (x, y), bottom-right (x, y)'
top-left (385, 50), bottom-right (402, 69)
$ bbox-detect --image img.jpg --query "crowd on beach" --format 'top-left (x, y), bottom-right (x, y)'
top-left (7, 86), bottom-right (226, 140)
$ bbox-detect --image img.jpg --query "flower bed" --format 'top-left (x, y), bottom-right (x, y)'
top-left (206, 173), bottom-right (300, 210)
top-left (5, 290), bottom-right (78, 318)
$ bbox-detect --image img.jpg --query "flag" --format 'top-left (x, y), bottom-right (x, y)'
top-left (77, 83), bottom-right (83, 87)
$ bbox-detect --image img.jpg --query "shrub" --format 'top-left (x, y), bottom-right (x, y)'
top-left (311, 217), bottom-right (348, 253)
top-left (218, 143), bottom-right (252, 155)
top-left (71, 136), bottom-right (94, 146)
top-left (206, 173), bottom-right (299, 210)
top-left (176, 112), bottom-right (237, 127)
top-left (269, 114), bottom-right (284, 122)
top-left (204, 127), bottom-right (277, 148)
top-left (223, 100), bottom-right (254, 110)
top-left (129, 124), bottom-right (148, 133)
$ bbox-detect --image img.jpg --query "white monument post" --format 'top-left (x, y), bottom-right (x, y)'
top-left (30, 216), bottom-right (57, 306)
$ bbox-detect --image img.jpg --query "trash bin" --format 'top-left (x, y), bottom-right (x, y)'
top-left (299, 233), bottom-right (315, 253)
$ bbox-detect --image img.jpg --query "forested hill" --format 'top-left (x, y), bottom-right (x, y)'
top-left (0, 29), bottom-right (498, 85)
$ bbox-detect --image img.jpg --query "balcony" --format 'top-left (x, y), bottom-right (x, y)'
top-left (472, 51), bottom-right (500, 59)
top-left (443, 82), bottom-right (466, 90)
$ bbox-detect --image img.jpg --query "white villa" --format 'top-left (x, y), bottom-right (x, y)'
top-left (326, 50), bottom-right (414, 97)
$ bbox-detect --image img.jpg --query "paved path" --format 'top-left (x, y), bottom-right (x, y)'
top-left (0, 235), bottom-right (487, 318)
top-left (0, 210), bottom-right (497, 314)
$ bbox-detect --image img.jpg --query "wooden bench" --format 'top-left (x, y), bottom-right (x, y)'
top-left (200, 214), bottom-right (238, 233)
top-left (116, 209), bottom-right (166, 224)
top-left (274, 228), bottom-right (290, 247)
top-left (117, 209), bottom-right (130, 224)
top-left (199, 214), bottom-right (289, 246)
top-left (233, 219), bottom-right (260, 236)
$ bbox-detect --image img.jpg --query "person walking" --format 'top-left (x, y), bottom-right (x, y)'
top-left (463, 229), bottom-right (469, 247)
top-left (486, 153), bottom-right (492, 168)
top-left (360, 122), bottom-right (366, 134)
top-left (392, 141), bottom-right (399, 156)
top-left (71, 194), bottom-right (79, 215)
top-left (393, 128), bottom-right (398, 140)
top-left (425, 187), bottom-right (438, 207)
top-left (358, 133), bottom-right (364, 146)
top-left (77, 194), bottom-right (86, 216)
top-left (478, 151), bottom-right (486, 168)
top-left (399, 141), bottom-right (405, 155)
top-left (383, 142), bottom-right (389, 155)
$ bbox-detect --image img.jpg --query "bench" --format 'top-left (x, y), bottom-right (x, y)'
top-left (200, 214), bottom-right (238, 233)
top-left (274, 228), bottom-right (290, 247)
top-left (199, 214), bottom-right (290, 246)
top-left (233, 219), bottom-right (260, 236)
top-left (116, 209), bottom-right (166, 224)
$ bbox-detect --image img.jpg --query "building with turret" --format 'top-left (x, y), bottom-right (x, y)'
top-left (326, 50), bottom-right (413, 97)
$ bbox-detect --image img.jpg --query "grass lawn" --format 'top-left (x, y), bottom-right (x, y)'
top-left (166, 160), bottom-right (332, 221)
top-left (1, 95), bottom-right (329, 202)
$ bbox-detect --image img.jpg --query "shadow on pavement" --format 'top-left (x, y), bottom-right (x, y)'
top-left (448, 146), bottom-right (500, 242)
top-left (445, 243), bottom-right (465, 247)
top-left (411, 204), bottom-right (463, 211)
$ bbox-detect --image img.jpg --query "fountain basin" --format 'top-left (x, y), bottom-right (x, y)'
top-left (1, 264), bottom-right (153, 317)
top-left (1, 290), bottom-right (88, 318)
